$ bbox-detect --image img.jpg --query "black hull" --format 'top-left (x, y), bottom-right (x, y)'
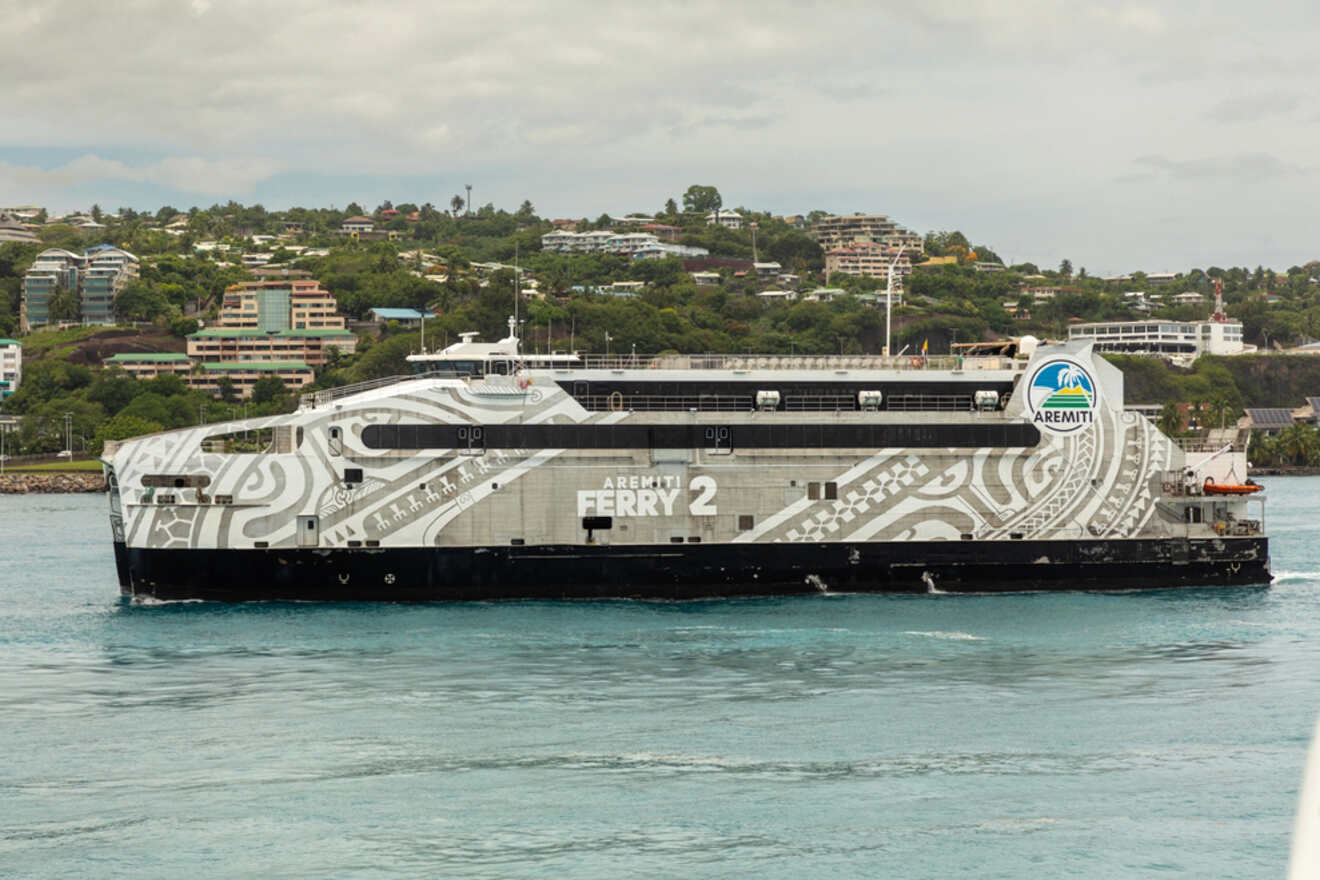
top-left (114, 537), bottom-right (1271, 602)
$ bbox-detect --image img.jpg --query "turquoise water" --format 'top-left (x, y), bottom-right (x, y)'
top-left (2, 480), bottom-right (1318, 878)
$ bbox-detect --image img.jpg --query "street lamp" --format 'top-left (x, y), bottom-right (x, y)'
top-left (884, 246), bottom-right (906, 359)
top-left (63, 412), bottom-right (73, 456)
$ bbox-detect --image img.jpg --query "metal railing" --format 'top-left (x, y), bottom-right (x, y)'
top-left (573, 353), bottom-right (1021, 372)
top-left (574, 392), bottom-right (989, 413)
top-left (300, 370), bottom-right (463, 409)
top-left (1173, 437), bottom-right (1246, 453)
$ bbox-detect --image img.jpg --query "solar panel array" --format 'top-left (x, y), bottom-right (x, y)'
top-left (1245, 408), bottom-right (1295, 429)
top-left (1306, 396), bottom-right (1320, 414)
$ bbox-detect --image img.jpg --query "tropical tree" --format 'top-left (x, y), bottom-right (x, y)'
top-left (46, 284), bottom-right (81, 323)
top-left (682, 185), bottom-right (722, 214)
top-left (450, 195), bottom-right (465, 217)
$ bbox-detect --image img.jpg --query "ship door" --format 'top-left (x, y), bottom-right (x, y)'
top-left (297, 515), bottom-right (320, 547)
top-left (573, 381), bottom-right (589, 403)
top-left (328, 426), bottom-right (343, 457)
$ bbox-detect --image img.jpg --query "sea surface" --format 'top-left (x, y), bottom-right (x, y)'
top-left (1, 479), bottom-right (1318, 879)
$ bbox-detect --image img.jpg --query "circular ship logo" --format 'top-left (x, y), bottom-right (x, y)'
top-left (1026, 359), bottom-right (1098, 433)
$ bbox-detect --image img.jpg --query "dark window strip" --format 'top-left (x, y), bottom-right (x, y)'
top-left (361, 423), bottom-right (1040, 450)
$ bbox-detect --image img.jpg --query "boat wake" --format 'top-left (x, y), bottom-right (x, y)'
top-left (1271, 570), bottom-right (1320, 584)
top-left (904, 630), bottom-right (985, 641)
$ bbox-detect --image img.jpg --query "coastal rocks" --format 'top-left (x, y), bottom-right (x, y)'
top-left (0, 473), bottom-right (106, 494)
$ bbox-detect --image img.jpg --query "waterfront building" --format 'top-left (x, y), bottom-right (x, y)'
top-left (1067, 319), bottom-right (1248, 365)
top-left (0, 338), bottom-right (21, 399)
top-left (104, 352), bottom-right (193, 379)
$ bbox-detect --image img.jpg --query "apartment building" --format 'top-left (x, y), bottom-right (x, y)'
top-left (0, 211), bottom-right (38, 243)
top-left (81, 246), bottom-right (140, 326)
top-left (187, 327), bottom-right (356, 367)
top-left (809, 214), bottom-right (924, 253)
top-left (218, 280), bottom-right (347, 331)
top-left (186, 361), bottom-right (315, 398)
top-left (0, 338), bottom-right (21, 399)
top-left (103, 352), bottom-right (193, 379)
top-left (20, 246), bottom-right (139, 331)
top-left (824, 241), bottom-right (912, 285)
top-left (540, 230), bottom-right (708, 259)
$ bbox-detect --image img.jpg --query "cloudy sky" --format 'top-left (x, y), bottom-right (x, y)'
top-left (1, 0), bottom-right (1316, 274)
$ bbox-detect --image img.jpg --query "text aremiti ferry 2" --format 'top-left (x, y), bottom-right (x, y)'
top-left (101, 321), bottom-right (1269, 600)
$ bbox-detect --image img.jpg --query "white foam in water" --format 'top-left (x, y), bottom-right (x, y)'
top-left (904, 631), bottom-right (985, 641)
top-left (1272, 570), bottom-right (1320, 584)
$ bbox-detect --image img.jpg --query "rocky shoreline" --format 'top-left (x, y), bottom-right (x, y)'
top-left (0, 473), bottom-right (107, 493)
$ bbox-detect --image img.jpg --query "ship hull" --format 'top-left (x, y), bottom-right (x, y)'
top-left (115, 537), bottom-right (1270, 602)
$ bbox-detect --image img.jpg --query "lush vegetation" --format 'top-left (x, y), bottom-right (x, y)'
top-left (5, 188), bottom-right (1320, 458)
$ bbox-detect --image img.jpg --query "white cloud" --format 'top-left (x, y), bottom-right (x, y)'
top-left (0, 154), bottom-right (280, 195)
top-left (1, 0), bottom-right (1319, 271)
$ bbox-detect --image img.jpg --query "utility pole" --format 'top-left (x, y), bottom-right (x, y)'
top-left (751, 221), bottom-right (758, 264)
top-left (884, 246), bottom-right (906, 358)
top-left (63, 412), bottom-right (72, 456)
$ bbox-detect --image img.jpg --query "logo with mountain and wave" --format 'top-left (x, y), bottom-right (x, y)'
top-left (1026, 359), bottom-right (1098, 433)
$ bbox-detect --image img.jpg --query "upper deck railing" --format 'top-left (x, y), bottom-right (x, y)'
top-left (300, 370), bottom-right (463, 410)
top-left (300, 355), bottom-right (1023, 409)
top-left (571, 353), bottom-right (1022, 372)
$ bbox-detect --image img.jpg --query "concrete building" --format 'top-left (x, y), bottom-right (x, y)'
top-left (186, 361), bottom-right (315, 398)
top-left (0, 338), bottom-right (21, 399)
top-left (187, 327), bottom-right (357, 367)
top-left (81, 246), bottom-right (140, 326)
top-left (340, 215), bottom-right (375, 234)
top-left (104, 352), bottom-right (193, 379)
top-left (809, 214), bottom-right (923, 254)
top-left (705, 211), bottom-right (743, 229)
top-left (20, 248), bottom-right (82, 330)
top-left (1067, 319), bottom-right (1249, 365)
top-left (20, 246), bottom-right (138, 331)
top-left (824, 241), bottom-right (912, 286)
top-left (0, 211), bottom-right (38, 243)
top-left (218, 280), bottom-right (347, 331)
top-left (540, 229), bottom-right (708, 259)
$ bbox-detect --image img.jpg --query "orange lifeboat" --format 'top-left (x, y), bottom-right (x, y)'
top-left (1202, 476), bottom-right (1263, 496)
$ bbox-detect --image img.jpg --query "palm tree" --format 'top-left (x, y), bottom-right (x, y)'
top-left (1057, 364), bottom-right (1087, 390)
top-left (450, 195), bottom-right (464, 217)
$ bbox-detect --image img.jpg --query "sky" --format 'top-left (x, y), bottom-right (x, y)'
top-left (1, 0), bottom-right (1317, 275)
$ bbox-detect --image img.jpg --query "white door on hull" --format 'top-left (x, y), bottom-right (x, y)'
top-left (297, 515), bottom-right (319, 548)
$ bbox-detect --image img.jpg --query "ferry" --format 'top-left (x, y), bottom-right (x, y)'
top-left (101, 319), bottom-right (1270, 600)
